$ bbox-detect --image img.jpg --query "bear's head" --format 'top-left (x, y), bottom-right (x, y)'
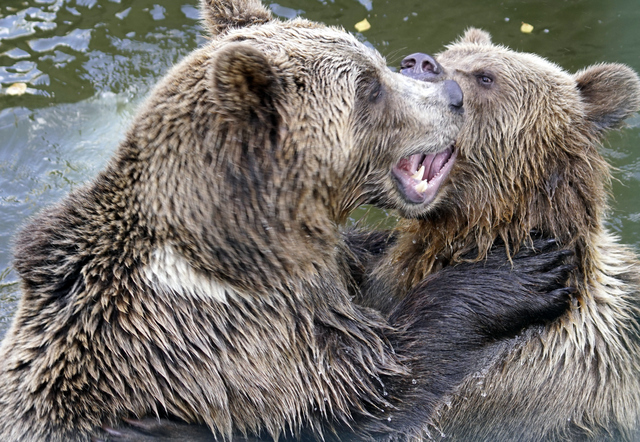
top-left (202, 12), bottom-right (465, 221)
top-left (123, 0), bottom-right (463, 286)
top-left (397, 28), bottom-right (640, 273)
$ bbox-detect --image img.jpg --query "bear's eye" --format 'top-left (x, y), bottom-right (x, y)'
top-left (475, 73), bottom-right (494, 87)
top-left (356, 71), bottom-right (384, 105)
top-left (369, 80), bottom-right (384, 103)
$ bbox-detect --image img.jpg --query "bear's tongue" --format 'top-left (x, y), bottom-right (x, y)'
top-left (421, 149), bottom-right (452, 181)
top-left (393, 146), bottom-right (456, 204)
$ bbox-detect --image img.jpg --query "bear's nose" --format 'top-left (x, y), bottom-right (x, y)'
top-left (400, 53), bottom-right (443, 79)
top-left (444, 80), bottom-right (464, 112)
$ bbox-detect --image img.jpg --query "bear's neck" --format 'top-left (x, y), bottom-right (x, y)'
top-left (386, 177), bottom-right (608, 296)
top-left (108, 119), bottom-right (350, 294)
top-left (14, 156), bottom-right (346, 304)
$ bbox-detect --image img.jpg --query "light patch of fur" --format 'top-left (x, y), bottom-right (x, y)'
top-left (145, 245), bottom-right (231, 303)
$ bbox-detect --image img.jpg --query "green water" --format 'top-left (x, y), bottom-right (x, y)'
top-left (1, 0), bottom-right (639, 338)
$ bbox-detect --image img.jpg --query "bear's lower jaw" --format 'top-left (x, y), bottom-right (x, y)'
top-left (392, 144), bottom-right (457, 205)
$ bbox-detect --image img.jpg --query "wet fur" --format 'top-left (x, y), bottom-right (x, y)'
top-left (0, 7), bottom-right (571, 442)
top-left (364, 29), bottom-right (640, 441)
top-left (101, 26), bottom-right (640, 442)
top-left (103, 235), bottom-right (575, 442)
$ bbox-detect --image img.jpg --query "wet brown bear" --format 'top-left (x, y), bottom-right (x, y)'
top-left (364, 29), bottom-right (640, 440)
top-left (0, 4), bottom-right (573, 442)
top-left (96, 26), bottom-right (640, 442)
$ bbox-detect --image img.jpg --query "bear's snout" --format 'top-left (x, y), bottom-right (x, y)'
top-left (401, 53), bottom-right (443, 80)
top-left (444, 80), bottom-right (464, 113)
top-left (401, 53), bottom-right (464, 112)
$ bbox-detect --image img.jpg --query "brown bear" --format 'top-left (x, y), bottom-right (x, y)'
top-left (357, 29), bottom-right (640, 441)
top-left (0, 4), bottom-right (574, 442)
top-left (91, 26), bottom-right (640, 442)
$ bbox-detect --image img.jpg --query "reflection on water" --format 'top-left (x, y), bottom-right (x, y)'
top-left (0, 0), bottom-right (639, 338)
top-left (0, 0), bottom-right (204, 335)
top-left (0, 92), bottom-right (140, 333)
top-left (0, 0), bottom-right (204, 105)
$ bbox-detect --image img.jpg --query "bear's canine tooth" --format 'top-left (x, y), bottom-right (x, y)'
top-left (415, 180), bottom-right (428, 193)
top-left (411, 165), bottom-right (425, 181)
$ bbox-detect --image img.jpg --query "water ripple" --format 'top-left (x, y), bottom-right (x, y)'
top-left (28, 28), bottom-right (92, 53)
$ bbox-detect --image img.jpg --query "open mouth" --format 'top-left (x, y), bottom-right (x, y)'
top-left (392, 144), bottom-right (457, 205)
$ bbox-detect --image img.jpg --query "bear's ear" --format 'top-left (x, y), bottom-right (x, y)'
top-left (574, 63), bottom-right (640, 133)
top-left (211, 43), bottom-right (283, 121)
top-left (458, 28), bottom-right (492, 46)
top-left (200, 0), bottom-right (273, 37)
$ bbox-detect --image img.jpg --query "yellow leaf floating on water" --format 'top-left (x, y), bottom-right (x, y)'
top-left (520, 22), bottom-right (534, 33)
top-left (6, 83), bottom-right (27, 96)
top-left (355, 18), bottom-right (371, 32)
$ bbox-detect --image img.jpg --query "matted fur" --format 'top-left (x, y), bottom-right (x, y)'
top-left (0, 5), bottom-right (574, 442)
top-left (366, 29), bottom-right (640, 441)
top-left (96, 26), bottom-right (637, 442)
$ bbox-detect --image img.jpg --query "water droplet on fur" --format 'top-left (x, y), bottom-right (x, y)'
top-left (412, 379), bottom-right (417, 384)
top-left (412, 240), bottom-right (416, 244)
top-left (481, 392), bottom-right (487, 397)
top-left (387, 416), bottom-right (392, 422)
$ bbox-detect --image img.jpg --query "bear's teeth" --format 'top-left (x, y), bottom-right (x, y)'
top-left (415, 180), bottom-right (428, 193)
top-left (411, 165), bottom-right (425, 181)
